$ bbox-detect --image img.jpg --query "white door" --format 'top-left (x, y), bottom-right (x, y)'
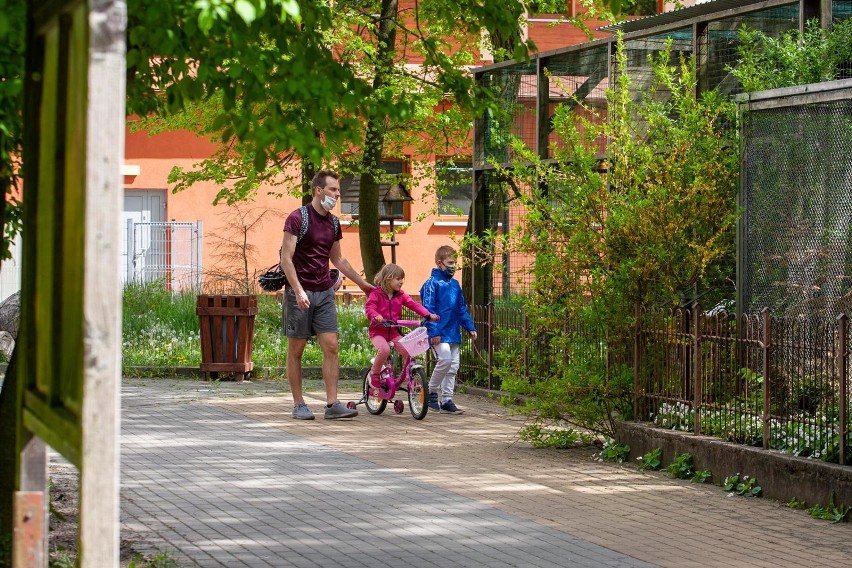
top-left (0, 234), bottom-right (22, 301)
top-left (122, 190), bottom-right (165, 284)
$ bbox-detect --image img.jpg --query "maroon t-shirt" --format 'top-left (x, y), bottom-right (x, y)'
top-left (283, 205), bottom-right (342, 291)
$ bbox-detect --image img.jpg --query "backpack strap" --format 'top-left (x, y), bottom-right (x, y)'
top-left (296, 205), bottom-right (340, 243)
top-left (297, 205), bottom-right (310, 243)
top-left (330, 213), bottom-right (340, 239)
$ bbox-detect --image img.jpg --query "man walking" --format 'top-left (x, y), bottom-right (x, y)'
top-left (280, 169), bottom-right (373, 419)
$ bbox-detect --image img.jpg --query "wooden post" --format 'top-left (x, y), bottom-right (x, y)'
top-left (80, 1), bottom-right (126, 564)
top-left (14, 437), bottom-right (47, 567)
top-left (13, 491), bottom-right (44, 568)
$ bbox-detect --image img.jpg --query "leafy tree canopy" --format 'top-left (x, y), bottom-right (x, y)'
top-left (127, 0), bottom-right (539, 174)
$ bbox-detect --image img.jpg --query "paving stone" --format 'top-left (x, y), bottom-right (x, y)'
top-left (120, 378), bottom-right (852, 567)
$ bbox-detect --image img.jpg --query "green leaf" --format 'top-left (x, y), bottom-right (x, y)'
top-left (280, 0), bottom-right (301, 22)
top-left (197, 9), bottom-right (214, 34)
top-left (234, 0), bottom-right (257, 25)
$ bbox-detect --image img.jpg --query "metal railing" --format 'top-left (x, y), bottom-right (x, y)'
top-left (125, 220), bottom-right (203, 291)
top-left (461, 303), bottom-right (852, 465)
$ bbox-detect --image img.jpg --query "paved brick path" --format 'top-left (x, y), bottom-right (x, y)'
top-left (120, 379), bottom-right (852, 567)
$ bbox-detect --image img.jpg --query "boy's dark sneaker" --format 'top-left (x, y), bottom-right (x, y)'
top-left (439, 399), bottom-right (463, 414)
top-left (428, 392), bottom-right (440, 411)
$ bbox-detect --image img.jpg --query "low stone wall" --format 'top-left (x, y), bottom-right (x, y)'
top-left (616, 421), bottom-right (852, 509)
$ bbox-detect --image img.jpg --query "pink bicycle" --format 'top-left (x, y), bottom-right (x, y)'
top-left (347, 319), bottom-right (431, 420)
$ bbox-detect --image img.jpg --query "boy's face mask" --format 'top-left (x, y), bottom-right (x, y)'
top-left (441, 261), bottom-right (457, 277)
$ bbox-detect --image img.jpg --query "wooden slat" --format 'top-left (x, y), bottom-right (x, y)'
top-left (13, 491), bottom-right (45, 568)
top-left (196, 307), bottom-right (258, 316)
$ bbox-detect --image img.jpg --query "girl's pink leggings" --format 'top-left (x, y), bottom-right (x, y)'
top-left (370, 335), bottom-right (410, 374)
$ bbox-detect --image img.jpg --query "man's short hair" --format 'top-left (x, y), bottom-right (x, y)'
top-left (311, 169), bottom-right (340, 191)
top-left (435, 245), bottom-right (457, 262)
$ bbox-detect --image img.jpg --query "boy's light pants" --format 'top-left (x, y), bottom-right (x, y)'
top-left (428, 342), bottom-right (460, 400)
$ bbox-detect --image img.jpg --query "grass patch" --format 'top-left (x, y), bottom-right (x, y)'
top-left (122, 283), bottom-right (374, 373)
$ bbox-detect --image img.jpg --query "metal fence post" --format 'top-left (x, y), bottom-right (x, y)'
top-left (195, 220), bottom-right (204, 291)
top-left (694, 303), bottom-right (702, 435)
top-left (761, 307), bottom-right (772, 450)
top-left (126, 218), bottom-right (135, 283)
top-left (487, 302), bottom-right (495, 390)
top-left (838, 313), bottom-right (848, 466)
top-left (634, 302), bottom-right (641, 422)
top-left (523, 312), bottom-right (530, 383)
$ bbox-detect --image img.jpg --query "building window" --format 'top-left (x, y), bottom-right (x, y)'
top-left (340, 160), bottom-right (408, 219)
top-left (436, 160), bottom-right (472, 216)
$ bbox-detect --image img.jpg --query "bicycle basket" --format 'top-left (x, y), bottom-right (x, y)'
top-left (397, 326), bottom-right (429, 356)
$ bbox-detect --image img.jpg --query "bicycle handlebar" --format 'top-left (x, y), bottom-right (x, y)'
top-left (382, 318), bottom-right (429, 328)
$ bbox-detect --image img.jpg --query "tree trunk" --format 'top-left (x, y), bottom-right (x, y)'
top-left (358, 0), bottom-right (398, 282)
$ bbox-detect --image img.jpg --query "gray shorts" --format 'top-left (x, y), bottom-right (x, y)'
top-left (284, 287), bottom-right (338, 338)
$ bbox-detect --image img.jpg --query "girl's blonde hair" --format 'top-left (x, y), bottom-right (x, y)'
top-left (373, 263), bottom-right (405, 293)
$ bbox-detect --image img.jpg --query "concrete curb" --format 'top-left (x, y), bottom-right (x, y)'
top-left (616, 421), bottom-right (852, 509)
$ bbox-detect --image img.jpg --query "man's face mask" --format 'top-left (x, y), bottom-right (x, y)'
top-left (320, 194), bottom-right (337, 211)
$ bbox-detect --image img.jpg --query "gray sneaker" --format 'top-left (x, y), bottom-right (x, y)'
top-left (324, 401), bottom-right (358, 419)
top-left (292, 403), bottom-right (315, 420)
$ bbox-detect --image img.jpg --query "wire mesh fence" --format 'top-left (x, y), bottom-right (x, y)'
top-left (739, 94), bottom-right (852, 319)
top-left (702, 2), bottom-right (800, 94)
top-left (124, 220), bottom-right (203, 292)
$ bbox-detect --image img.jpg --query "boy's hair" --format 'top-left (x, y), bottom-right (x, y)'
top-left (435, 245), bottom-right (457, 263)
top-left (311, 169), bottom-right (340, 191)
top-left (373, 263), bottom-right (405, 293)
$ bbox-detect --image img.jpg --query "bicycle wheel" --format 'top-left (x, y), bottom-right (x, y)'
top-left (407, 366), bottom-right (428, 420)
top-left (362, 367), bottom-right (387, 415)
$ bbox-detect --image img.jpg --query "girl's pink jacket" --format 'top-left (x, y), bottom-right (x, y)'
top-left (365, 288), bottom-right (431, 341)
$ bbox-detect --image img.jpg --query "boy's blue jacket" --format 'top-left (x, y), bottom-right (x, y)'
top-left (419, 267), bottom-right (476, 343)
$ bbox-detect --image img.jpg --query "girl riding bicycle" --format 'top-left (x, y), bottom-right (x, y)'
top-left (365, 263), bottom-right (438, 389)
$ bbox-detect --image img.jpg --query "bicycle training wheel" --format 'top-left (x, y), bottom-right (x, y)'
top-left (362, 368), bottom-right (387, 415)
top-left (407, 366), bottom-right (428, 420)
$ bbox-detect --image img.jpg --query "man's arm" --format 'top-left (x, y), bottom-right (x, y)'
top-left (280, 232), bottom-right (310, 308)
top-left (329, 241), bottom-right (374, 295)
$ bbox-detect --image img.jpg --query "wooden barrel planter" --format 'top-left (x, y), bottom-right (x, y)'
top-left (196, 295), bottom-right (258, 381)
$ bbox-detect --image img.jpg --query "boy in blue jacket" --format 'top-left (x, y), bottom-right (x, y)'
top-left (420, 245), bottom-right (478, 414)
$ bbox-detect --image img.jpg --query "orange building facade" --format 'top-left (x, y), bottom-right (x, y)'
top-left (120, 6), bottom-right (622, 295)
